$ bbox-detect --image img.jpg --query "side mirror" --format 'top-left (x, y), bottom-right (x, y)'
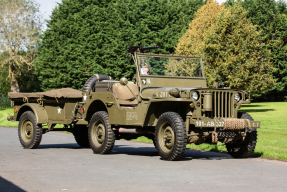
top-left (119, 77), bottom-right (128, 86)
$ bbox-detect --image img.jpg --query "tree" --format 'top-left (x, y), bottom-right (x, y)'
top-left (0, 60), bottom-right (10, 96)
top-left (176, 1), bottom-right (275, 94)
top-left (225, 0), bottom-right (287, 40)
top-left (265, 13), bottom-right (287, 101)
top-left (225, 0), bottom-right (287, 100)
top-left (0, 0), bottom-right (42, 92)
top-left (35, 0), bottom-right (205, 91)
top-left (176, 0), bottom-right (225, 56)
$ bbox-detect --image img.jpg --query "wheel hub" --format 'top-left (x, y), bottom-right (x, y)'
top-left (92, 122), bottom-right (106, 146)
top-left (164, 127), bottom-right (174, 149)
top-left (159, 124), bottom-right (175, 152)
top-left (21, 120), bottom-right (33, 142)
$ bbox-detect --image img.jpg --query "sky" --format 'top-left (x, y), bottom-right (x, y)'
top-left (35, 0), bottom-right (61, 29)
top-left (35, 0), bottom-right (226, 29)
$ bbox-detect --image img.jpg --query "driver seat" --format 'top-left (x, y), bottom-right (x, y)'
top-left (112, 82), bottom-right (139, 107)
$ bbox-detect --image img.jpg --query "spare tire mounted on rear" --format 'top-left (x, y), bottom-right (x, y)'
top-left (82, 74), bottom-right (113, 92)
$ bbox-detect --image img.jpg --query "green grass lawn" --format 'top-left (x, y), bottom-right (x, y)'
top-left (1, 102), bottom-right (287, 160)
top-left (0, 108), bottom-right (18, 127)
top-left (0, 108), bottom-right (64, 129)
top-left (241, 102), bottom-right (287, 160)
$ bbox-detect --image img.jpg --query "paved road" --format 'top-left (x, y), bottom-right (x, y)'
top-left (0, 127), bottom-right (287, 192)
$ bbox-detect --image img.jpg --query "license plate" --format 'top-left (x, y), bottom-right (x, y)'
top-left (217, 131), bottom-right (236, 138)
top-left (195, 120), bottom-right (224, 127)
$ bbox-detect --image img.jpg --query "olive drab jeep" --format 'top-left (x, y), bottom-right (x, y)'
top-left (7, 45), bottom-right (260, 161)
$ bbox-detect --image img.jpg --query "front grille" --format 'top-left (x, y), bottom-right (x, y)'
top-left (214, 91), bottom-right (234, 118)
top-left (201, 91), bottom-right (235, 118)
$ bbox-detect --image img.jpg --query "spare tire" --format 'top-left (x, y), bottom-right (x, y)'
top-left (83, 74), bottom-right (113, 92)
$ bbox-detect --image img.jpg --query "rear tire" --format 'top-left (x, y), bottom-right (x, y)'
top-left (225, 112), bottom-right (257, 158)
top-left (18, 111), bottom-right (42, 149)
top-left (155, 112), bottom-right (187, 161)
top-left (73, 125), bottom-right (90, 148)
top-left (88, 111), bottom-right (115, 154)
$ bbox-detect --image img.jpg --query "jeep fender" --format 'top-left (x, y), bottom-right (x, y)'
top-left (143, 99), bottom-right (191, 126)
top-left (17, 103), bottom-right (48, 124)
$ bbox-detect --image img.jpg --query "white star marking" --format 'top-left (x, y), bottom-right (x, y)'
top-left (57, 107), bottom-right (62, 114)
top-left (83, 94), bottom-right (87, 101)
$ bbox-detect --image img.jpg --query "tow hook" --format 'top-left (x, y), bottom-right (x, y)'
top-left (7, 116), bottom-right (13, 121)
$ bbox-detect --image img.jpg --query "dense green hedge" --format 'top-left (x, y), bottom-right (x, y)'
top-left (34, 0), bottom-right (205, 91)
top-left (0, 96), bottom-right (12, 109)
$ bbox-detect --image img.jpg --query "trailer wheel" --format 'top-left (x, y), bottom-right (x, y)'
top-left (155, 112), bottom-right (187, 161)
top-left (18, 111), bottom-right (42, 149)
top-left (83, 74), bottom-right (113, 92)
top-left (73, 125), bottom-right (90, 148)
top-left (88, 111), bottom-right (115, 154)
top-left (225, 112), bottom-right (257, 158)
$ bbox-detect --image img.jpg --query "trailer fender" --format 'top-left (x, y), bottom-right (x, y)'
top-left (17, 103), bottom-right (48, 124)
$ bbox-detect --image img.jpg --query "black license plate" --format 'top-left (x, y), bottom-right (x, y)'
top-left (217, 131), bottom-right (236, 138)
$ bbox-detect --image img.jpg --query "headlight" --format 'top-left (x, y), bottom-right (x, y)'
top-left (191, 91), bottom-right (199, 101)
top-left (234, 93), bottom-right (240, 102)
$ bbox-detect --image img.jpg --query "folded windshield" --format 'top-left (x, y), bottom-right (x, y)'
top-left (138, 55), bottom-right (203, 77)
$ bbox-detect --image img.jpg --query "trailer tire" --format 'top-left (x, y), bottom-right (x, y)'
top-left (73, 125), bottom-right (90, 148)
top-left (225, 112), bottom-right (257, 158)
top-left (155, 112), bottom-right (187, 161)
top-left (83, 74), bottom-right (113, 92)
top-left (18, 111), bottom-right (42, 149)
top-left (88, 111), bottom-right (115, 154)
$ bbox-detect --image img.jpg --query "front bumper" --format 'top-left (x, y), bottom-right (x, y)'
top-left (192, 119), bottom-right (260, 129)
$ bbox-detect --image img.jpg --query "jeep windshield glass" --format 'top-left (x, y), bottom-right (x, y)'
top-left (138, 56), bottom-right (203, 77)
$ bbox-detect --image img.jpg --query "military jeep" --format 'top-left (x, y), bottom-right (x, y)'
top-left (7, 45), bottom-right (260, 161)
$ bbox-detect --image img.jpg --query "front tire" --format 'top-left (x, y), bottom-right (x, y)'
top-left (225, 112), bottom-right (257, 158)
top-left (155, 112), bottom-right (187, 161)
top-left (88, 111), bottom-right (115, 154)
top-left (18, 111), bottom-right (42, 149)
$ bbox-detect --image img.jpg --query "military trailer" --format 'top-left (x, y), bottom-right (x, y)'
top-left (7, 46), bottom-right (260, 161)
